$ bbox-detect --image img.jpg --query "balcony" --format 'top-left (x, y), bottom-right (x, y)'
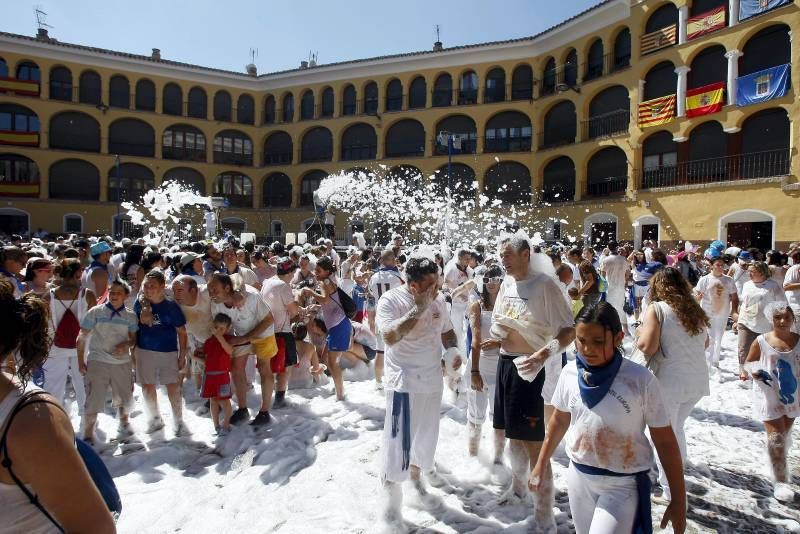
top-left (213, 151), bottom-right (253, 166)
top-left (582, 53), bottom-right (631, 83)
top-left (432, 89), bottom-right (454, 107)
top-left (162, 146), bottom-right (206, 162)
top-left (585, 176), bottom-right (627, 198)
top-left (0, 181), bottom-right (40, 197)
top-left (484, 135), bottom-right (532, 153)
top-left (0, 77), bottom-right (40, 96)
top-left (300, 149), bottom-right (333, 163)
top-left (433, 136), bottom-right (477, 156)
top-left (341, 144), bottom-right (377, 161)
top-left (538, 130), bottom-right (575, 151)
top-left (458, 89), bottom-right (478, 106)
top-left (0, 130), bottom-right (39, 147)
top-left (511, 83), bottom-right (533, 101)
top-left (581, 110), bottom-right (631, 141)
top-left (638, 149), bottom-right (790, 189)
top-left (484, 87), bottom-right (506, 104)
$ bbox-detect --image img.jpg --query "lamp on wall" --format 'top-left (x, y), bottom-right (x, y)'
top-left (556, 82), bottom-right (580, 94)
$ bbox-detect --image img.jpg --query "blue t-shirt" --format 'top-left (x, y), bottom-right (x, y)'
top-left (134, 299), bottom-right (186, 352)
top-left (352, 285), bottom-right (367, 312)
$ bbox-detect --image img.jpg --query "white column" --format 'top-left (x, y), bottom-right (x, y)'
top-left (678, 5), bottom-right (689, 45)
top-left (725, 49), bottom-right (742, 106)
top-left (675, 66), bottom-right (690, 117)
top-left (638, 79), bottom-right (646, 104)
top-left (729, 0), bottom-right (739, 27)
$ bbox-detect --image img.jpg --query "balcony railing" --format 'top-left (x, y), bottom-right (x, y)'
top-left (213, 151), bottom-right (253, 166)
top-left (458, 89), bottom-right (478, 105)
top-left (582, 53), bottom-right (631, 83)
top-left (484, 136), bottom-right (532, 153)
top-left (0, 181), bottom-right (40, 198)
top-left (301, 149), bottom-right (333, 163)
top-left (341, 144), bottom-right (377, 161)
top-left (586, 176), bottom-right (627, 198)
top-left (433, 137), bottom-right (477, 155)
top-left (637, 149), bottom-right (790, 189)
top-left (581, 110), bottom-right (631, 140)
top-left (484, 87), bottom-right (506, 104)
top-left (432, 89), bottom-right (454, 107)
top-left (262, 151), bottom-right (292, 166)
top-left (385, 95), bottom-right (404, 112)
top-left (162, 146), bottom-right (206, 162)
top-left (108, 140), bottom-right (155, 158)
top-left (538, 130), bottom-right (576, 151)
top-left (511, 83), bottom-right (533, 101)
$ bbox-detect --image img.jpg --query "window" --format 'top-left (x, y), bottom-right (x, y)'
top-left (109, 75), bottom-right (130, 109)
top-left (49, 112), bottom-right (100, 152)
top-left (263, 173), bottom-right (292, 207)
top-left (300, 171), bottom-right (326, 206)
top-left (135, 79), bottom-right (156, 112)
top-left (271, 221), bottom-right (283, 237)
top-left (162, 125), bottom-right (206, 161)
top-left (214, 173), bottom-right (252, 208)
top-left (484, 68), bottom-right (505, 103)
top-left (49, 159), bottom-right (100, 200)
top-left (263, 131), bottom-right (293, 165)
top-left (282, 94), bottom-right (294, 122)
top-left (108, 163), bottom-right (155, 202)
top-left (363, 82), bottom-right (378, 115)
top-left (321, 88), bottom-right (334, 117)
top-left (459, 72), bottom-right (478, 105)
top-left (64, 214), bottom-right (83, 233)
top-left (0, 104), bottom-right (40, 136)
top-left (49, 67), bottom-right (72, 101)
top-left (163, 83), bottom-right (183, 116)
top-left (214, 91), bottom-right (232, 121)
top-left (484, 111), bottom-right (532, 152)
top-left (386, 79), bottom-right (403, 111)
top-left (16, 62), bottom-right (40, 82)
top-left (213, 131), bottom-right (253, 165)
top-left (0, 154), bottom-right (39, 188)
top-left (188, 87), bottom-right (207, 119)
top-left (0, 58), bottom-right (7, 78)
top-left (342, 85), bottom-right (356, 116)
top-left (511, 65), bottom-right (533, 100)
top-left (108, 119), bottom-right (155, 157)
top-left (78, 71), bottom-right (102, 105)
top-left (300, 90), bottom-right (314, 120)
top-left (237, 94), bottom-right (255, 125)
top-left (263, 95), bottom-right (276, 124)
top-left (408, 77), bottom-right (427, 109)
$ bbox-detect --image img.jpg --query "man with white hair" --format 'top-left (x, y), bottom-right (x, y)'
top-left (171, 274), bottom-right (214, 396)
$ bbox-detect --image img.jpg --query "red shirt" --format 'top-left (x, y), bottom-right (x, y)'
top-left (203, 335), bottom-right (232, 373)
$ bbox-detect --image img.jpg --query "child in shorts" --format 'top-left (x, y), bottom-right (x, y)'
top-left (202, 313), bottom-right (234, 434)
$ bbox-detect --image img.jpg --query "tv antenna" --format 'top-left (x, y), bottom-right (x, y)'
top-left (249, 48), bottom-right (258, 64)
top-left (435, 24), bottom-right (441, 42)
top-left (35, 7), bottom-right (53, 31)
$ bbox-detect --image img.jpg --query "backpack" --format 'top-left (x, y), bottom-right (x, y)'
top-left (52, 293), bottom-right (81, 349)
top-left (336, 287), bottom-right (358, 319)
top-left (0, 391), bottom-right (122, 531)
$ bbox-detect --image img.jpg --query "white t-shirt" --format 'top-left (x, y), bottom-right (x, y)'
top-left (695, 273), bottom-right (737, 316)
top-left (738, 279), bottom-right (785, 333)
top-left (600, 254), bottom-right (628, 291)
top-left (551, 358), bottom-right (670, 473)
top-left (730, 262), bottom-right (749, 298)
top-left (211, 287), bottom-right (273, 340)
top-left (444, 262), bottom-right (471, 308)
top-left (376, 287), bottom-right (453, 393)
top-left (178, 285), bottom-right (213, 349)
top-left (368, 268), bottom-right (405, 301)
top-left (261, 277), bottom-right (295, 333)
top-left (227, 265), bottom-right (259, 288)
top-left (784, 264), bottom-right (800, 310)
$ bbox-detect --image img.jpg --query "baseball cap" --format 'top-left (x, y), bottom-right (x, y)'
top-left (738, 251), bottom-right (753, 261)
top-left (180, 252), bottom-right (201, 269)
top-left (276, 256), bottom-right (297, 275)
top-left (90, 241), bottom-right (112, 256)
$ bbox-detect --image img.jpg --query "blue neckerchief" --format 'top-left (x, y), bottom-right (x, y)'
top-left (0, 267), bottom-right (24, 292)
top-left (377, 265), bottom-right (399, 273)
top-left (182, 265), bottom-right (200, 277)
top-left (575, 349), bottom-right (623, 409)
top-left (90, 260), bottom-right (107, 272)
top-left (105, 302), bottom-right (126, 319)
top-left (572, 462), bottom-right (652, 534)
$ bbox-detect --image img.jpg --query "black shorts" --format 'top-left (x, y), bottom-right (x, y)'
top-left (493, 354), bottom-right (546, 441)
top-left (275, 332), bottom-right (298, 366)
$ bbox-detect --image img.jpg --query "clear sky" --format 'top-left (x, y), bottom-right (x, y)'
top-left (3, 0), bottom-right (600, 74)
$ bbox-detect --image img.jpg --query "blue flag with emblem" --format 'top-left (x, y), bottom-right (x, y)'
top-left (738, 0), bottom-right (791, 20)
top-left (736, 64), bottom-right (790, 107)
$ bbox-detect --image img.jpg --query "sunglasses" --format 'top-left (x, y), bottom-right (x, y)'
top-left (483, 276), bottom-right (503, 284)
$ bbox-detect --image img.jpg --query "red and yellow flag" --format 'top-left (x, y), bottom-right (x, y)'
top-left (640, 25), bottom-right (677, 55)
top-left (0, 182), bottom-right (40, 197)
top-left (638, 94), bottom-right (676, 128)
top-left (0, 130), bottom-right (40, 146)
top-left (0, 77), bottom-right (40, 96)
top-left (687, 6), bottom-right (726, 40)
top-left (686, 82), bottom-right (724, 118)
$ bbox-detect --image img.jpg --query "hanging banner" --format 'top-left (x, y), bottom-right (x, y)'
top-left (0, 77), bottom-right (40, 96)
top-left (687, 6), bottom-right (726, 40)
top-left (739, 0), bottom-right (791, 21)
top-left (0, 130), bottom-right (40, 146)
top-left (736, 64), bottom-right (790, 107)
top-left (686, 82), bottom-right (725, 118)
top-left (0, 182), bottom-right (40, 197)
top-left (640, 24), bottom-right (678, 55)
top-left (638, 94), bottom-right (676, 128)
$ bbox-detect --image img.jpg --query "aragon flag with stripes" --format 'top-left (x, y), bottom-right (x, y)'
top-left (638, 94), bottom-right (676, 128)
top-left (640, 24), bottom-right (677, 55)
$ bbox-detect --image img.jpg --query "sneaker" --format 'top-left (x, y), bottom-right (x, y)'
top-left (173, 420), bottom-right (190, 437)
top-left (117, 423), bottom-right (134, 440)
top-left (146, 417), bottom-right (165, 434)
top-left (249, 410), bottom-right (271, 427)
top-left (272, 396), bottom-right (287, 409)
top-left (218, 427), bottom-right (231, 437)
top-left (774, 482), bottom-right (795, 503)
top-left (195, 400), bottom-right (210, 415)
top-left (230, 408), bottom-right (250, 425)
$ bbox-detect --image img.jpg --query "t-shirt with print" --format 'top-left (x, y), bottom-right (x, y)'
top-left (261, 277), bottom-right (295, 334)
top-left (551, 358), bottom-right (670, 473)
top-left (376, 288), bottom-right (453, 393)
top-left (695, 273), bottom-right (737, 316)
top-left (210, 286), bottom-right (273, 340)
top-left (134, 299), bottom-right (186, 352)
top-left (784, 264), bottom-right (800, 310)
top-left (178, 284), bottom-right (213, 350)
top-left (81, 303), bottom-right (139, 365)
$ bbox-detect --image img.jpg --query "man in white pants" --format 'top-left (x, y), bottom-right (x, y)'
top-left (376, 256), bottom-right (462, 524)
top-left (600, 243), bottom-right (629, 329)
top-left (368, 249), bottom-right (405, 388)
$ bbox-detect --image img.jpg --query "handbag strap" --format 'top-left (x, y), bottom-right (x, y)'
top-left (652, 301), bottom-right (669, 359)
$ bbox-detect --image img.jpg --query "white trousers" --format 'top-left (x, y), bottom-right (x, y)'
top-left (566, 463), bottom-right (638, 534)
top-left (656, 394), bottom-right (702, 500)
top-left (382, 389), bottom-right (442, 483)
top-left (41, 347), bottom-right (86, 415)
top-left (706, 312), bottom-right (728, 366)
top-left (606, 287), bottom-right (626, 319)
top-left (466, 355), bottom-right (498, 426)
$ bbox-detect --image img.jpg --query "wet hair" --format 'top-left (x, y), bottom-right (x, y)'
top-left (122, 244), bottom-right (146, 282)
top-left (481, 264), bottom-right (504, 310)
top-left (24, 258), bottom-right (52, 282)
top-left (143, 268), bottom-right (166, 286)
top-left (209, 272), bottom-right (236, 293)
top-left (292, 322), bottom-right (308, 341)
top-left (54, 258), bottom-right (82, 281)
top-left (405, 256), bottom-right (440, 283)
top-left (648, 267), bottom-right (709, 335)
top-left (575, 302), bottom-right (621, 337)
top-left (316, 256), bottom-right (335, 275)
top-left (212, 313), bottom-right (232, 327)
top-left (503, 235), bottom-right (530, 255)
top-left (578, 261), bottom-right (600, 291)
top-left (110, 276), bottom-right (131, 295)
top-left (748, 261), bottom-right (770, 279)
top-left (0, 279), bottom-right (51, 384)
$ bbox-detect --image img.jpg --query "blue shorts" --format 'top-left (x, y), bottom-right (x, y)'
top-left (326, 318), bottom-right (352, 352)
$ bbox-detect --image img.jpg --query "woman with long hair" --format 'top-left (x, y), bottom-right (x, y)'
top-left (22, 257), bottom-right (54, 298)
top-left (737, 261), bottom-right (785, 381)
top-left (41, 259), bottom-right (96, 418)
top-left (300, 256), bottom-right (352, 401)
top-left (0, 279), bottom-right (115, 533)
top-left (467, 264), bottom-right (505, 460)
top-left (744, 301), bottom-right (799, 502)
top-left (637, 266), bottom-right (709, 503)
top-left (577, 261), bottom-right (603, 308)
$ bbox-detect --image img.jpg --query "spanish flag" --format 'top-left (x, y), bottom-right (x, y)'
top-left (640, 25), bottom-right (677, 55)
top-left (687, 6), bottom-right (726, 40)
top-left (638, 94), bottom-right (676, 128)
top-left (0, 182), bottom-right (40, 197)
top-left (686, 82), bottom-right (724, 118)
top-left (0, 130), bottom-right (40, 146)
top-left (0, 77), bottom-right (40, 96)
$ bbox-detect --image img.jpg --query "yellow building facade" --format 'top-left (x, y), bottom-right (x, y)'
top-left (0, 0), bottom-right (798, 248)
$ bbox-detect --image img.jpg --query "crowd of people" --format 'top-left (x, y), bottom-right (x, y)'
top-left (0, 228), bottom-right (799, 533)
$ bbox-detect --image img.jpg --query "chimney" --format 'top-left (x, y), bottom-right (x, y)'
top-left (151, 48), bottom-right (161, 61)
top-left (36, 28), bottom-right (50, 41)
top-left (433, 40), bottom-right (443, 52)
top-left (246, 63), bottom-right (257, 76)
top-left (300, 60), bottom-right (309, 69)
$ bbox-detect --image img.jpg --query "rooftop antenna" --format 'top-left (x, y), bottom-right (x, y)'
top-left (433, 24), bottom-right (443, 51)
top-left (435, 24), bottom-right (440, 43)
top-left (246, 48), bottom-right (258, 76)
top-left (249, 47), bottom-right (258, 64)
top-left (34, 7), bottom-right (53, 39)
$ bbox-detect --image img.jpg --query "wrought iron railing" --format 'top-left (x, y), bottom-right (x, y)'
top-left (581, 110), bottom-right (631, 140)
top-left (538, 130), bottom-right (576, 150)
top-left (585, 176), bottom-right (627, 198)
